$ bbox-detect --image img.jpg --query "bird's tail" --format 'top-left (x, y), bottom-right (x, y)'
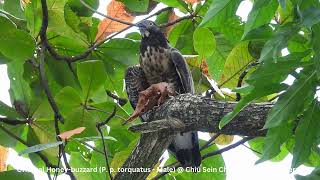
top-left (168, 131), bottom-right (201, 167)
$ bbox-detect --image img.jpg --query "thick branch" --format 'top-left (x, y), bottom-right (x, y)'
top-left (114, 66), bottom-right (272, 180)
top-left (129, 94), bottom-right (272, 136)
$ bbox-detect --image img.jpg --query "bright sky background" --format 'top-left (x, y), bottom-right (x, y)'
top-left (0, 0), bottom-right (314, 179)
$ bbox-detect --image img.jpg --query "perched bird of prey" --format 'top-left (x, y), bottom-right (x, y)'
top-left (125, 20), bottom-right (201, 167)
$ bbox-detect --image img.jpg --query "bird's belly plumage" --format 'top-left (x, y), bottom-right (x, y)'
top-left (140, 46), bottom-right (181, 92)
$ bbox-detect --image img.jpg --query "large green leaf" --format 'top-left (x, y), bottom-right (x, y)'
top-left (296, 168), bottom-right (320, 180)
top-left (119, 0), bottom-right (149, 12)
top-left (7, 61), bottom-right (33, 115)
top-left (248, 137), bottom-right (289, 162)
top-left (0, 16), bottom-right (35, 61)
top-left (155, 0), bottom-right (188, 12)
top-left (242, 0), bottom-right (278, 39)
top-left (193, 27), bottom-right (216, 59)
top-left (219, 51), bottom-right (310, 128)
top-left (98, 38), bottom-right (140, 66)
top-left (55, 86), bottom-right (83, 117)
top-left (0, 100), bottom-right (21, 119)
top-left (24, 0), bottom-right (42, 37)
top-left (292, 101), bottom-right (320, 168)
top-left (70, 152), bottom-right (93, 180)
top-left (218, 41), bottom-right (253, 88)
top-left (264, 69), bottom-right (317, 128)
top-left (77, 60), bottom-right (107, 101)
top-left (168, 20), bottom-right (195, 54)
top-left (2, 0), bottom-right (25, 19)
top-left (68, 0), bottom-right (99, 17)
top-left (0, 170), bottom-right (34, 180)
top-left (206, 35), bottom-right (233, 80)
top-left (199, 0), bottom-right (239, 27)
top-left (47, 0), bottom-right (88, 46)
top-left (256, 122), bottom-right (294, 163)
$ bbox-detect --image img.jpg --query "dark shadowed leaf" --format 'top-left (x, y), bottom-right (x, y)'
top-left (292, 101), bottom-right (320, 168)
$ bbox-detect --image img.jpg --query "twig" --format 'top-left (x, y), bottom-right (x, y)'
top-left (218, 60), bottom-right (255, 88)
top-left (0, 117), bottom-right (29, 125)
top-left (242, 144), bottom-right (262, 155)
top-left (202, 137), bottom-right (254, 159)
top-left (200, 132), bottom-right (222, 151)
top-left (96, 106), bottom-right (117, 180)
top-left (39, 0), bottom-right (76, 179)
top-left (236, 61), bottom-right (258, 101)
top-left (86, 105), bottom-right (127, 121)
top-left (159, 14), bottom-right (197, 28)
top-left (106, 90), bottom-right (127, 106)
top-left (79, 0), bottom-right (135, 26)
top-left (42, 7), bottom-right (172, 62)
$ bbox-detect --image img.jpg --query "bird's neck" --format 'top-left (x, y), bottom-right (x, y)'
top-left (140, 31), bottom-right (169, 54)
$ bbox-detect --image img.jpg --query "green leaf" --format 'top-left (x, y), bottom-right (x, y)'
top-left (0, 170), bottom-right (34, 180)
top-left (296, 168), bottom-right (320, 180)
top-left (70, 152), bottom-right (93, 180)
top-left (0, 124), bottom-right (26, 148)
top-left (193, 27), bottom-right (216, 58)
top-left (77, 60), bottom-right (107, 101)
top-left (98, 38), bottom-right (140, 66)
top-left (27, 121), bottom-right (59, 161)
top-left (0, 101), bottom-right (21, 119)
top-left (300, 8), bottom-right (320, 27)
top-left (311, 24), bottom-right (320, 79)
top-left (55, 86), bottom-right (83, 116)
top-left (7, 61), bottom-right (32, 115)
top-left (19, 141), bottom-right (63, 155)
top-left (68, 0), bottom-right (99, 17)
top-left (206, 35), bottom-right (233, 80)
top-left (25, 0), bottom-right (42, 37)
top-left (119, 0), bottom-right (149, 12)
top-left (256, 122), bottom-right (294, 164)
top-left (63, 107), bottom-right (99, 137)
top-left (168, 20), bottom-right (195, 54)
top-left (155, 0), bottom-right (188, 12)
top-left (219, 51), bottom-right (309, 128)
top-left (218, 41), bottom-right (253, 88)
top-left (242, 0), bottom-right (278, 39)
top-left (264, 70), bottom-right (317, 129)
top-left (199, 0), bottom-right (239, 27)
top-left (248, 137), bottom-right (289, 162)
top-left (47, 0), bottom-right (88, 46)
top-left (0, 16), bottom-right (35, 61)
top-left (292, 101), bottom-right (320, 168)
top-left (3, 0), bottom-right (25, 19)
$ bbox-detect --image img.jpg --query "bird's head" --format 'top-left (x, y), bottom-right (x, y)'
top-left (137, 20), bottom-right (168, 51)
top-left (137, 20), bottom-right (161, 38)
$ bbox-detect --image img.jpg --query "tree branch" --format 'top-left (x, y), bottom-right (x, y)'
top-left (96, 107), bottom-right (117, 180)
top-left (39, 0), bottom-right (75, 179)
top-left (113, 65), bottom-right (272, 180)
top-left (128, 94), bottom-right (271, 136)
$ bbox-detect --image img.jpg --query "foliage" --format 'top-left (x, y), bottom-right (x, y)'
top-left (0, 0), bottom-right (320, 180)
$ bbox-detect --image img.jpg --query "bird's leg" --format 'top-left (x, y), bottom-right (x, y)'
top-left (123, 82), bottom-right (174, 124)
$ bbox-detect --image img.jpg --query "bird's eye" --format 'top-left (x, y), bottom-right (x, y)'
top-left (149, 22), bottom-right (153, 26)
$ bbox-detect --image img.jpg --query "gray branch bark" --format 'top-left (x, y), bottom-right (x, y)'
top-left (114, 93), bottom-right (273, 180)
top-left (113, 66), bottom-right (273, 179)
